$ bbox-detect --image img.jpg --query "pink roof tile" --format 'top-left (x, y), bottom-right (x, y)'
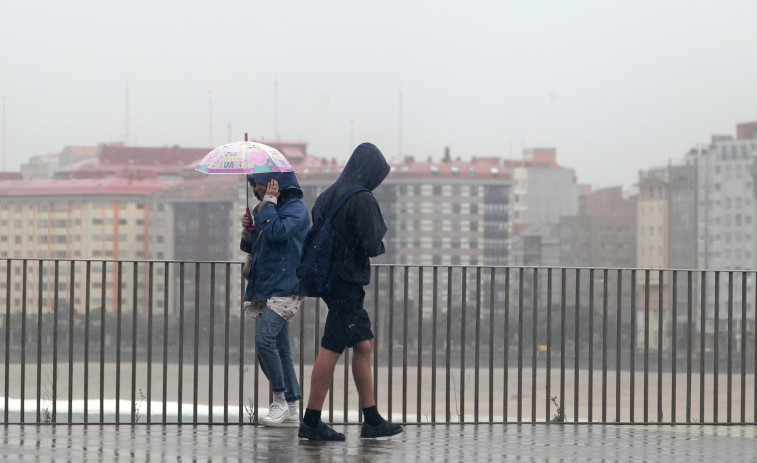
top-left (0, 177), bottom-right (171, 197)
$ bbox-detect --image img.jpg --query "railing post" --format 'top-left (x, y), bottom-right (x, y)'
top-left (4, 259), bottom-right (10, 423)
top-left (601, 268), bottom-right (608, 423)
top-left (531, 268), bottom-right (538, 423)
top-left (21, 260), bottom-right (28, 423)
top-left (574, 268), bottom-right (580, 423)
top-left (546, 268), bottom-right (553, 424)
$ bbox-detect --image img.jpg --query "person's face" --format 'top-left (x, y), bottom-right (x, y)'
top-left (250, 179), bottom-right (266, 201)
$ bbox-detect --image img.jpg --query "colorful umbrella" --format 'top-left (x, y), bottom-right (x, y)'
top-left (195, 135), bottom-right (295, 174)
top-left (194, 134), bottom-right (296, 227)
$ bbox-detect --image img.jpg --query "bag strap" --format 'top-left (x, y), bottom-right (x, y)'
top-left (321, 186), bottom-right (368, 224)
top-left (251, 228), bottom-right (264, 252)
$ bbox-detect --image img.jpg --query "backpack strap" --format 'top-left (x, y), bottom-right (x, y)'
top-left (321, 186), bottom-right (369, 224)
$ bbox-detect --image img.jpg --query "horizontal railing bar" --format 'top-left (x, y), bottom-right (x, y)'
top-left (3, 256), bottom-right (755, 272)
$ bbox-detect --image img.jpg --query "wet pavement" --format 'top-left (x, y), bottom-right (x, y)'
top-left (2, 423), bottom-right (755, 462)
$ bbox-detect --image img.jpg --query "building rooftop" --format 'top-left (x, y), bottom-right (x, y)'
top-left (0, 175), bottom-right (171, 197)
top-left (0, 172), bottom-right (23, 181)
top-left (153, 174), bottom-right (241, 200)
top-left (54, 144), bottom-right (213, 179)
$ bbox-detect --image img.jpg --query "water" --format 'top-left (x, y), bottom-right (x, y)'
top-left (2, 424), bottom-right (755, 462)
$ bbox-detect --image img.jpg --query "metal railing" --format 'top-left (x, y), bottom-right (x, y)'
top-left (1, 259), bottom-right (756, 424)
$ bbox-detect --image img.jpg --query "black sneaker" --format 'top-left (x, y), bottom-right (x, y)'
top-left (360, 420), bottom-right (403, 438)
top-left (298, 420), bottom-right (346, 441)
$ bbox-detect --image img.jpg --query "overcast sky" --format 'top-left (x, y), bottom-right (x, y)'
top-left (2, 1), bottom-right (757, 189)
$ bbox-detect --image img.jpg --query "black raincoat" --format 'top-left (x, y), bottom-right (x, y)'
top-left (310, 143), bottom-right (390, 286)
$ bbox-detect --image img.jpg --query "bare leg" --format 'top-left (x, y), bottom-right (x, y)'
top-left (306, 347), bottom-right (341, 410)
top-left (352, 340), bottom-right (375, 408)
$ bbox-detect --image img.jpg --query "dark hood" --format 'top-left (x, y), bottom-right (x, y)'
top-left (338, 143), bottom-right (390, 191)
top-left (247, 171), bottom-right (303, 199)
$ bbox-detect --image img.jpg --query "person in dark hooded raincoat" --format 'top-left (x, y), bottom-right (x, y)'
top-left (240, 171), bottom-right (309, 427)
top-left (298, 143), bottom-right (402, 441)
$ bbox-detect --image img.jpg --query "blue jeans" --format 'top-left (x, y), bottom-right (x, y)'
top-left (255, 306), bottom-right (302, 402)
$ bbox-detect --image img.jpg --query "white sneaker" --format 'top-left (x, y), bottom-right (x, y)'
top-left (260, 401), bottom-right (290, 426)
top-left (280, 404), bottom-right (300, 427)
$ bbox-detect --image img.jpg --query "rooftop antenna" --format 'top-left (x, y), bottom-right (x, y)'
top-left (2, 95), bottom-right (5, 171)
top-left (208, 90), bottom-right (213, 146)
top-left (124, 84), bottom-right (130, 146)
top-left (398, 89), bottom-right (403, 158)
top-left (274, 76), bottom-right (279, 140)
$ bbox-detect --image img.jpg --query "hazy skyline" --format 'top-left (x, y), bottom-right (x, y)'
top-left (2, 1), bottom-right (757, 189)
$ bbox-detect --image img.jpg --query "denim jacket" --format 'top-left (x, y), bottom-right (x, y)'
top-left (241, 175), bottom-right (310, 302)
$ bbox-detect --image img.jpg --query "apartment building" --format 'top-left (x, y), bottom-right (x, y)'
top-left (636, 166), bottom-right (670, 350)
top-left (637, 166), bottom-right (669, 269)
top-left (696, 133), bottom-right (757, 271)
top-left (505, 148), bottom-right (579, 236)
top-left (559, 186), bottom-right (636, 268)
top-left (295, 155), bottom-right (511, 267)
top-left (0, 175), bottom-right (171, 313)
top-left (691, 123), bottom-right (757, 348)
top-left (2, 138), bottom-right (516, 318)
top-left (291, 152), bottom-right (512, 316)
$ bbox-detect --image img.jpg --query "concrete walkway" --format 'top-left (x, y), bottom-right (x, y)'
top-left (2, 423), bottom-right (755, 462)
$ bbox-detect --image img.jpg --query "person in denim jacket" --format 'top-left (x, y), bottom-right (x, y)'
top-left (240, 171), bottom-right (309, 426)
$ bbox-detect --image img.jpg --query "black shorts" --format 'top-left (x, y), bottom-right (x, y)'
top-left (320, 282), bottom-right (374, 354)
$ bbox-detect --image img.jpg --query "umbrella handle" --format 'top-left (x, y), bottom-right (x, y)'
top-left (244, 182), bottom-right (254, 230)
top-left (244, 207), bottom-right (254, 231)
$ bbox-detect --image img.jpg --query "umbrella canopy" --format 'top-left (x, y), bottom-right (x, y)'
top-left (195, 140), bottom-right (295, 174)
top-left (193, 136), bottom-right (296, 227)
